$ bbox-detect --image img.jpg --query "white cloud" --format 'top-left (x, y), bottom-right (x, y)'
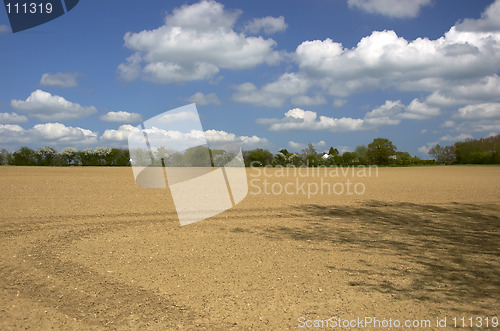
top-left (316, 140), bottom-right (326, 148)
top-left (285, 108), bottom-right (318, 122)
top-left (425, 92), bottom-right (463, 107)
top-left (295, 28), bottom-right (500, 95)
top-left (236, 2), bottom-right (500, 108)
top-left (0, 123), bottom-right (98, 147)
top-left (40, 72), bottom-right (79, 88)
top-left (11, 90), bottom-right (97, 121)
top-left (347, 0), bottom-right (432, 18)
top-left (0, 112), bottom-right (28, 124)
top-left (266, 110), bottom-right (365, 132)
top-left (204, 129), bottom-right (269, 149)
top-left (118, 0), bottom-right (281, 83)
top-left (244, 16), bottom-right (287, 34)
top-left (457, 119), bottom-right (500, 133)
top-left (106, 124), bottom-right (268, 150)
top-left (153, 110), bottom-right (199, 124)
top-left (0, 24), bottom-right (11, 34)
top-left (441, 120), bottom-right (456, 128)
top-left (232, 72), bottom-right (310, 107)
top-left (288, 140), bottom-right (326, 151)
top-left (101, 124), bottom-right (136, 141)
top-left (364, 100), bottom-right (404, 126)
top-left (258, 99), bottom-right (440, 132)
top-left (400, 99), bottom-right (440, 120)
top-left (455, 102), bottom-right (500, 120)
top-left (446, 102), bottom-right (500, 134)
top-left (420, 129), bottom-right (428, 134)
top-left (291, 94), bottom-right (327, 106)
top-left (100, 111), bottom-right (143, 123)
top-left (439, 133), bottom-right (474, 142)
top-left (185, 92), bottom-right (221, 106)
top-left (333, 99), bottom-right (347, 108)
top-left (455, 0), bottom-right (500, 32)
top-left (288, 141), bottom-right (304, 150)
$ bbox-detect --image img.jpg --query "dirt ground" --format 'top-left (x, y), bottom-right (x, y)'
top-left (0, 166), bottom-right (499, 330)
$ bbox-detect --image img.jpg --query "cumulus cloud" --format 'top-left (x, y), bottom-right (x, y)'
top-left (152, 110), bottom-right (199, 124)
top-left (333, 99), bottom-right (347, 108)
top-left (347, 0), bottom-right (432, 18)
top-left (40, 72), bottom-right (79, 88)
top-left (103, 124), bottom-right (268, 150)
top-left (101, 124), bottom-right (136, 141)
top-left (364, 100), bottom-right (404, 126)
top-left (232, 72), bottom-right (310, 107)
top-left (234, 2), bottom-right (500, 108)
top-left (11, 90), bottom-right (97, 121)
top-left (288, 140), bottom-right (326, 151)
top-left (295, 28), bottom-right (500, 95)
top-left (204, 129), bottom-right (269, 149)
top-left (288, 141), bottom-right (304, 150)
top-left (100, 111), bottom-right (143, 123)
top-left (291, 94), bottom-right (327, 106)
top-left (185, 92), bottom-right (221, 106)
top-left (0, 123), bottom-right (98, 148)
top-left (258, 100), bottom-right (439, 132)
top-left (456, 0), bottom-right (500, 32)
top-left (0, 24), bottom-right (11, 34)
top-left (441, 120), bottom-right (456, 128)
top-left (448, 102), bottom-right (500, 134)
top-left (244, 16), bottom-right (287, 34)
top-left (400, 99), bottom-right (440, 120)
top-left (439, 133), bottom-right (474, 142)
top-left (455, 102), bottom-right (500, 120)
top-left (0, 112), bottom-right (28, 124)
top-left (118, 0), bottom-right (281, 83)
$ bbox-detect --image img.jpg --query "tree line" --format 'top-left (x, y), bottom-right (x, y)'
top-left (243, 137), bottom-right (434, 167)
top-left (0, 147), bottom-right (130, 166)
top-left (1, 135), bottom-right (497, 167)
top-left (428, 134), bottom-right (500, 165)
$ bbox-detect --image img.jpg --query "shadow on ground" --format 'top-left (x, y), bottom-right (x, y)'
top-left (244, 201), bottom-right (500, 311)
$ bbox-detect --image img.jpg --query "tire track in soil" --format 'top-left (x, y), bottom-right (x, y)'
top-left (0, 207), bottom-right (296, 329)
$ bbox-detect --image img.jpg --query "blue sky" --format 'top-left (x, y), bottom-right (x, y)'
top-left (1, 0), bottom-right (499, 156)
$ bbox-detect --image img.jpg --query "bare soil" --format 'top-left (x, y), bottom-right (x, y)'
top-left (0, 166), bottom-right (499, 329)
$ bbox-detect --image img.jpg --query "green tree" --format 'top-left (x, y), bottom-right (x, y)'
top-left (428, 144), bottom-right (445, 164)
top-left (395, 151), bottom-right (412, 166)
top-left (341, 151), bottom-right (355, 166)
top-left (107, 148), bottom-right (131, 166)
top-left (272, 152), bottom-right (287, 166)
top-left (287, 153), bottom-right (303, 167)
top-left (367, 138), bottom-right (397, 165)
top-left (319, 154), bottom-right (336, 166)
top-left (0, 149), bottom-right (10, 165)
top-left (278, 149), bottom-right (289, 156)
top-left (328, 147), bottom-right (339, 156)
top-left (79, 148), bottom-right (98, 166)
top-left (36, 147), bottom-right (57, 166)
top-left (10, 147), bottom-right (37, 166)
top-left (243, 148), bottom-right (273, 167)
top-left (354, 145), bottom-right (369, 165)
top-left (302, 143), bottom-right (319, 166)
top-left (183, 146), bottom-right (212, 167)
top-left (59, 147), bottom-right (79, 165)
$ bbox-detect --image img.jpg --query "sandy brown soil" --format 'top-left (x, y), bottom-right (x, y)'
top-left (0, 166), bottom-right (499, 330)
